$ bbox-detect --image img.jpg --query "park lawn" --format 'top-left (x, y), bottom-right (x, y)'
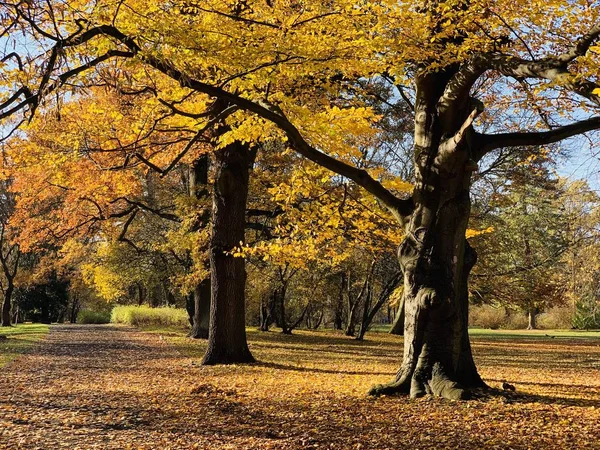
top-left (139, 326), bottom-right (600, 449)
top-left (0, 324), bottom-right (49, 368)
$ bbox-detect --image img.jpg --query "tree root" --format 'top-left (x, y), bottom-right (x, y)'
top-left (368, 379), bottom-right (410, 397)
top-left (369, 374), bottom-right (470, 400)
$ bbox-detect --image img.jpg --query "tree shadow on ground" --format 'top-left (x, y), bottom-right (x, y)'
top-left (249, 360), bottom-right (391, 376)
top-left (472, 387), bottom-right (600, 408)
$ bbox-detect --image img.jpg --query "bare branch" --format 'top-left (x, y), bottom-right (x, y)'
top-left (474, 116), bottom-right (600, 158)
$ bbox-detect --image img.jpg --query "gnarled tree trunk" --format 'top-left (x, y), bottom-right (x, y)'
top-left (201, 139), bottom-right (254, 364)
top-left (370, 73), bottom-right (485, 399)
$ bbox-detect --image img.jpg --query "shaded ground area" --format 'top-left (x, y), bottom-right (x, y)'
top-left (1, 325), bottom-right (599, 449)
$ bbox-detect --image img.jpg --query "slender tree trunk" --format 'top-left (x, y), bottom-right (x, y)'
top-left (259, 296), bottom-right (271, 332)
top-left (356, 286), bottom-right (372, 341)
top-left (370, 78), bottom-right (485, 399)
top-left (527, 308), bottom-right (538, 330)
top-left (389, 298), bottom-right (405, 336)
top-left (346, 264), bottom-right (374, 337)
top-left (202, 140), bottom-right (254, 365)
top-left (1, 283), bottom-right (13, 327)
top-left (136, 283), bottom-right (145, 305)
top-left (190, 279), bottom-right (211, 339)
top-left (11, 304), bottom-right (19, 324)
top-left (69, 297), bottom-right (80, 324)
top-left (185, 292), bottom-right (194, 327)
top-left (358, 271), bottom-right (402, 340)
top-left (333, 273), bottom-right (345, 330)
top-left (279, 286), bottom-right (292, 334)
top-left (189, 155), bottom-right (212, 339)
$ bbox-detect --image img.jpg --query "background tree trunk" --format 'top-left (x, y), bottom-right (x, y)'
top-left (389, 298), bottom-right (405, 336)
top-left (201, 140), bottom-right (254, 365)
top-left (190, 279), bottom-right (211, 339)
top-left (1, 283), bottom-right (13, 327)
top-left (189, 155), bottom-right (211, 339)
top-left (527, 308), bottom-right (538, 330)
top-left (357, 271), bottom-right (402, 340)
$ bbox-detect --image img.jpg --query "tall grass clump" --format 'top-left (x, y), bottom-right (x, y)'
top-left (78, 310), bottom-right (111, 324)
top-left (111, 305), bottom-right (190, 328)
top-left (538, 306), bottom-right (574, 329)
top-left (469, 305), bottom-right (507, 330)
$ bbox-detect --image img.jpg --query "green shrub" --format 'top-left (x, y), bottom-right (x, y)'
top-left (110, 305), bottom-right (190, 328)
top-left (78, 310), bottom-right (111, 324)
top-left (538, 306), bottom-right (573, 330)
top-left (573, 296), bottom-right (600, 329)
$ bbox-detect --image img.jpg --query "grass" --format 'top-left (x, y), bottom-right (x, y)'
top-left (468, 328), bottom-right (600, 339)
top-left (0, 323), bottom-right (49, 367)
top-left (111, 305), bottom-right (190, 328)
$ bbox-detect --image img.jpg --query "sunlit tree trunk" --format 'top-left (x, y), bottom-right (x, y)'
top-left (371, 73), bottom-right (485, 399)
top-left (202, 139), bottom-right (254, 364)
top-left (527, 308), bottom-right (538, 330)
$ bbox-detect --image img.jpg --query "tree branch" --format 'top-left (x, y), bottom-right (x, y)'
top-left (474, 116), bottom-right (600, 158)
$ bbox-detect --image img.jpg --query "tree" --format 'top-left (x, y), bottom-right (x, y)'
top-left (3, 0), bottom-right (600, 398)
top-left (0, 171), bottom-right (20, 326)
top-left (471, 174), bottom-right (571, 329)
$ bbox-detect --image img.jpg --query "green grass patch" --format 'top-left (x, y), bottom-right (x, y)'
top-left (111, 305), bottom-right (190, 329)
top-left (0, 323), bottom-right (49, 367)
top-left (468, 328), bottom-right (600, 340)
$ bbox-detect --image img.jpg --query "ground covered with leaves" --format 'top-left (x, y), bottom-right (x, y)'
top-left (0, 325), bottom-right (599, 449)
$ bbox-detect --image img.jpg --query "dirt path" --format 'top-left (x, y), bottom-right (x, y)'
top-left (0, 325), bottom-right (219, 450)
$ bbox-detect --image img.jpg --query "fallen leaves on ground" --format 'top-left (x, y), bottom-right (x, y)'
top-left (0, 325), bottom-right (599, 449)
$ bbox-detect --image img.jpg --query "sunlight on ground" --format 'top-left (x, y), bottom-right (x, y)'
top-left (135, 326), bottom-right (600, 448)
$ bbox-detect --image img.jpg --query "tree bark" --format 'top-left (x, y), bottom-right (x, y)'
top-left (259, 295), bottom-right (272, 332)
top-left (201, 139), bottom-right (254, 365)
top-left (370, 76), bottom-right (485, 399)
top-left (1, 283), bottom-right (13, 327)
top-left (356, 285), bottom-right (372, 341)
top-left (189, 155), bottom-right (212, 339)
top-left (333, 273), bottom-right (345, 330)
top-left (527, 308), bottom-right (538, 330)
top-left (190, 279), bottom-right (210, 339)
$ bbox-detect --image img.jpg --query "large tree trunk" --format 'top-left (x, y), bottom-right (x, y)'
top-left (201, 140), bottom-right (254, 365)
top-left (370, 76), bottom-right (485, 399)
top-left (1, 283), bottom-right (13, 327)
